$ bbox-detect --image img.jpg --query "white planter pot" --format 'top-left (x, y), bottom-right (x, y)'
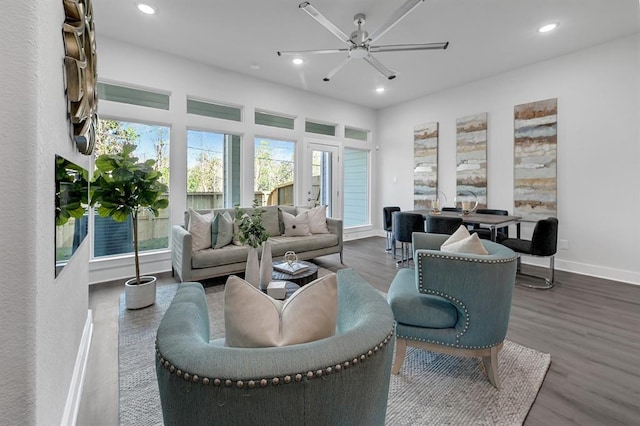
top-left (124, 276), bottom-right (157, 309)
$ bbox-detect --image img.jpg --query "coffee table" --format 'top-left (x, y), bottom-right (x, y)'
top-left (272, 260), bottom-right (318, 286)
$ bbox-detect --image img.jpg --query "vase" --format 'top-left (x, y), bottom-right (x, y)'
top-left (124, 276), bottom-right (157, 309)
top-left (245, 247), bottom-right (260, 288)
top-left (259, 240), bottom-right (273, 291)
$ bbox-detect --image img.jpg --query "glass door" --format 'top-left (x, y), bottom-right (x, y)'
top-left (306, 143), bottom-right (340, 218)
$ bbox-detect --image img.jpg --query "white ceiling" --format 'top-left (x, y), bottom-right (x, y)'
top-left (92, 0), bottom-right (639, 109)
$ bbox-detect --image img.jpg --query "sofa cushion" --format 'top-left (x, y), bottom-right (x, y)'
top-left (269, 234), bottom-right (338, 257)
top-left (282, 210), bottom-right (311, 237)
top-left (224, 273), bottom-right (338, 348)
top-left (187, 208), bottom-right (213, 251)
top-left (192, 244), bottom-right (248, 269)
top-left (212, 211), bottom-right (234, 249)
top-left (261, 206), bottom-right (281, 237)
top-left (297, 205), bottom-right (330, 234)
top-left (387, 268), bottom-right (458, 329)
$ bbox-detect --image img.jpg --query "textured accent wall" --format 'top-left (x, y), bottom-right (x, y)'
top-left (0, 1), bottom-right (90, 424)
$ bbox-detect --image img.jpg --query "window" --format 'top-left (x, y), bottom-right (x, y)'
top-left (97, 82), bottom-right (170, 110)
top-left (187, 130), bottom-right (241, 209)
top-left (343, 148), bottom-right (369, 227)
top-left (255, 111), bottom-right (295, 130)
top-left (94, 119), bottom-right (170, 257)
top-left (305, 120), bottom-right (336, 136)
top-left (345, 126), bottom-right (369, 141)
top-left (187, 98), bottom-right (242, 122)
top-left (254, 138), bottom-right (295, 206)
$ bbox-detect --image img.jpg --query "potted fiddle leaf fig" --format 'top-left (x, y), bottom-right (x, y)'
top-left (90, 143), bottom-right (169, 309)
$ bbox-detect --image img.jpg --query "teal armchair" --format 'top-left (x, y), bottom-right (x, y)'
top-left (387, 232), bottom-right (517, 388)
top-left (155, 269), bottom-right (395, 425)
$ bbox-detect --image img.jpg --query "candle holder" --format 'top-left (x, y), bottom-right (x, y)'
top-left (454, 190), bottom-right (478, 216)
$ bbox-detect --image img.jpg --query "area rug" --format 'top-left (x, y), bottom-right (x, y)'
top-left (119, 281), bottom-right (550, 425)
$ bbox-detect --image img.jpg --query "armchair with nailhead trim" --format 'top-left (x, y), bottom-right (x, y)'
top-left (387, 232), bottom-right (517, 389)
top-left (155, 268), bottom-right (395, 425)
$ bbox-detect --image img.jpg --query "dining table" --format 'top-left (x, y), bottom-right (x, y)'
top-left (407, 209), bottom-right (522, 242)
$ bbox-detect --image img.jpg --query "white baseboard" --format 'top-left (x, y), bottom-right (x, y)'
top-left (61, 310), bottom-right (93, 426)
top-left (524, 257), bottom-right (640, 286)
top-left (373, 230), bottom-right (640, 286)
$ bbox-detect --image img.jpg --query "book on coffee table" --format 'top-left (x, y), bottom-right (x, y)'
top-left (273, 261), bottom-right (309, 275)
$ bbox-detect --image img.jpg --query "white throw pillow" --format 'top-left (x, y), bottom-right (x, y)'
top-left (441, 225), bottom-right (470, 247)
top-left (297, 205), bottom-right (330, 234)
top-left (282, 210), bottom-right (311, 237)
top-left (441, 232), bottom-right (489, 255)
top-left (187, 208), bottom-right (213, 251)
top-left (224, 273), bottom-right (338, 348)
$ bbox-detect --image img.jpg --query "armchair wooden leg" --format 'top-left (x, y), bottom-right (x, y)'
top-left (392, 338), bottom-right (407, 374)
top-left (482, 345), bottom-right (501, 389)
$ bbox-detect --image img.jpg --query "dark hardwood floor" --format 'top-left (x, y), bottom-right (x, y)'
top-left (79, 236), bottom-right (640, 425)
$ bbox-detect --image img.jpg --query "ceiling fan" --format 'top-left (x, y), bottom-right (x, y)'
top-left (277, 0), bottom-right (449, 81)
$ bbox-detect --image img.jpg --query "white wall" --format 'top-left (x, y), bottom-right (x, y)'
top-left (377, 35), bottom-right (640, 285)
top-left (0, 1), bottom-right (91, 424)
top-left (91, 37), bottom-right (379, 283)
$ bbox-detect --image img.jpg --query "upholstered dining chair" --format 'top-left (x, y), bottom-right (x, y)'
top-left (425, 215), bottom-right (463, 235)
top-left (471, 209), bottom-right (510, 242)
top-left (383, 206), bottom-right (401, 252)
top-left (387, 232), bottom-right (518, 388)
top-left (501, 217), bottom-right (559, 289)
top-left (392, 211), bottom-right (425, 267)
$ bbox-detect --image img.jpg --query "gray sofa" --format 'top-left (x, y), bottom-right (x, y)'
top-left (155, 269), bottom-right (395, 425)
top-left (171, 205), bottom-right (343, 282)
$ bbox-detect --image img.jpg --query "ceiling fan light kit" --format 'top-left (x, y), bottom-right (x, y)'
top-left (278, 0), bottom-right (449, 81)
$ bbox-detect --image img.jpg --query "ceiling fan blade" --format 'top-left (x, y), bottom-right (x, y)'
top-left (299, 2), bottom-right (354, 46)
top-left (323, 57), bottom-right (353, 82)
top-left (370, 42), bottom-right (449, 53)
top-left (367, 0), bottom-right (424, 44)
top-left (363, 55), bottom-right (397, 80)
top-left (278, 48), bottom-right (349, 56)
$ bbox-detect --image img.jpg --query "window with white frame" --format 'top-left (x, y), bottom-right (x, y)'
top-left (93, 119), bottom-right (170, 257)
top-left (343, 148), bottom-right (369, 227)
top-left (254, 138), bottom-right (295, 206)
top-left (187, 130), bottom-right (241, 209)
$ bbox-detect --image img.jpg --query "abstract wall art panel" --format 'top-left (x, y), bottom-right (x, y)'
top-left (514, 98), bottom-right (557, 222)
top-left (456, 113), bottom-right (487, 209)
top-left (414, 122), bottom-right (439, 209)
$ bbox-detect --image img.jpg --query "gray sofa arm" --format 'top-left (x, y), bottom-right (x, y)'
top-left (171, 225), bottom-right (192, 282)
top-left (326, 217), bottom-right (343, 263)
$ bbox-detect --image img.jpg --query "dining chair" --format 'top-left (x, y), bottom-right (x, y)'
top-left (425, 215), bottom-right (463, 235)
top-left (501, 217), bottom-right (559, 289)
top-left (392, 212), bottom-right (425, 267)
top-left (383, 206), bottom-right (400, 252)
top-left (471, 209), bottom-right (509, 242)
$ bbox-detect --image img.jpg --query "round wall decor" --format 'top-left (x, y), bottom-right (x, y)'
top-left (62, 0), bottom-right (98, 155)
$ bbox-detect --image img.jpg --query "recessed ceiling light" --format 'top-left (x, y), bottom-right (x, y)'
top-left (137, 3), bottom-right (156, 15)
top-left (250, 63), bottom-right (261, 71)
top-left (292, 58), bottom-right (304, 65)
top-left (376, 87), bottom-right (385, 93)
top-left (538, 23), bottom-right (558, 33)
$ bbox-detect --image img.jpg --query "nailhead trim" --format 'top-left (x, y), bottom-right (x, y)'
top-left (156, 329), bottom-right (394, 389)
top-left (417, 251), bottom-right (517, 264)
top-left (395, 327), bottom-right (500, 349)
top-left (415, 252), bottom-right (516, 343)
